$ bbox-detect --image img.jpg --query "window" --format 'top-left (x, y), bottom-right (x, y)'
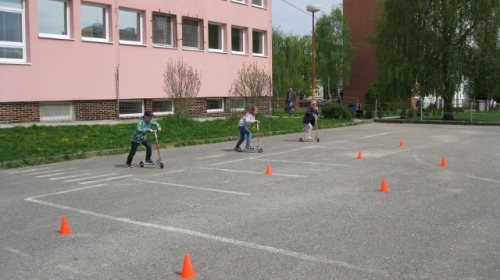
top-left (231, 98), bottom-right (245, 111)
top-left (119, 8), bottom-right (142, 43)
top-left (252, 30), bottom-right (264, 55)
top-left (0, 0), bottom-right (25, 63)
top-left (207, 98), bottom-right (224, 112)
top-left (182, 17), bottom-right (201, 50)
top-left (231, 27), bottom-right (245, 53)
top-left (152, 13), bottom-right (174, 47)
top-left (119, 100), bottom-right (143, 117)
top-left (152, 99), bottom-right (173, 114)
top-left (40, 102), bottom-right (74, 122)
top-left (38, 0), bottom-right (69, 39)
top-left (81, 3), bottom-right (108, 41)
top-left (252, 0), bottom-right (263, 7)
top-left (232, 0), bottom-right (245, 3)
top-left (208, 22), bottom-right (224, 51)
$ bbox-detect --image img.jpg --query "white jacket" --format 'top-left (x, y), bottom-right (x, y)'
top-left (238, 113), bottom-right (257, 127)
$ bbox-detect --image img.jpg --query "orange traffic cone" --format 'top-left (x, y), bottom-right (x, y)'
top-left (400, 139), bottom-right (405, 147)
top-left (179, 254), bottom-right (196, 279)
top-left (265, 164), bottom-right (273, 175)
top-left (440, 157), bottom-right (447, 167)
top-left (380, 179), bottom-right (389, 193)
top-left (357, 151), bottom-right (363, 160)
top-left (59, 216), bottom-right (71, 235)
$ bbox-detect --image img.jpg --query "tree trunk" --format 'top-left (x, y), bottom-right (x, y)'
top-left (442, 99), bottom-right (454, 120)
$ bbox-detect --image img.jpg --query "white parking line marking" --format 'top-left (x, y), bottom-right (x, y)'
top-left (23, 197), bottom-right (387, 276)
top-left (26, 184), bottom-right (107, 200)
top-left (8, 168), bottom-right (48, 174)
top-left (360, 128), bottom-right (414, 139)
top-left (251, 158), bottom-right (351, 167)
top-left (63, 173), bottom-right (118, 183)
top-left (211, 146), bottom-right (317, 166)
top-left (144, 169), bottom-right (185, 178)
top-left (50, 173), bottom-right (90, 180)
top-left (135, 179), bottom-right (251, 195)
top-left (36, 172), bottom-right (67, 178)
top-left (24, 168), bottom-right (75, 176)
top-left (80, 175), bottom-right (133, 185)
top-left (201, 167), bottom-right (308, 178)
top-left (5, 247), bottom-right (29, 257)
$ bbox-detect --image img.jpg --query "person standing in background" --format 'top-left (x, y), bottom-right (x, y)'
top-left (286, 87), bottom-right (296, 116)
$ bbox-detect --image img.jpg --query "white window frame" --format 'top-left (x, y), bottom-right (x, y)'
top-left (252, 29), bottom-right (265, 56)
top-left (207, 98), bottom-right (224, 113)
top-left (208, 22), bottom-right (224, 52)
top-left (231, 0), bottom-right (245, 4)
top-left (38, 0), bottom-right (70, 39)
top-left (152, 99), bottom-right (173, 115)
top-left (81, 2), bottom-right (109, 42)
top-left (231, 98), bottom-right (245, 112)
top-left (39, 102), bottom-right (74, 122)
top-left (118, 8), bottom-right (143, 45)
top-left (152, 13), bottom-right (174, 47)
top-left (182, 17), bottom-right (201, 50)
top-left (0, 0), bottom-right (26, 64)
top-left (252, 0), bottom-right (264, 8)
top-left (118, 100), bottom-right (144, 118)
top-left (231, 26), bottom-right (245, 54)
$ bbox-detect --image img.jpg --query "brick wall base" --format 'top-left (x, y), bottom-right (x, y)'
top-left (0, 97), bottom-right (270, 124)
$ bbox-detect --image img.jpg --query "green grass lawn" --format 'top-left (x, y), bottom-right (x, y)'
top-left (0, 114), bottom-right (359, 168)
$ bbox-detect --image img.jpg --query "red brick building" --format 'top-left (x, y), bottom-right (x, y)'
top-left (342, 0), bottom-right (378, 105)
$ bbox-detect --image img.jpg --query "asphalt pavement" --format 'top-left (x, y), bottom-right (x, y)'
top-left (1, 122), bottom-right (499, 279)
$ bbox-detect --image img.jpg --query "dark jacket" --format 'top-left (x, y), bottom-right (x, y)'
top-left (302, 107), bottom-right (319, 125)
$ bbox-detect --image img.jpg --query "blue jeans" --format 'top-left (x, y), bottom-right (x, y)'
top-left (126, 140), bottom-right (152, 164)
top-left (288, 101), bottom-right (294, 116)
top-left (236, 126), bottom-right (252, 148)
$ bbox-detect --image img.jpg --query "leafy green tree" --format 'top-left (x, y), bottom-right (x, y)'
top-left (272, 28), bottom-right (311, 98)
top-left (371, 0), bottom-right (500, 120)
top-left (315, 6), bottom-right (356, 98)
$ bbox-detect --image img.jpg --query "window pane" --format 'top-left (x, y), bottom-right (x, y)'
top-left (0, 0), bottom-right (23, 9)
top-left (231, 27), bottom-right (243, 52)
top-left (252, 30), bottom-right (263, 54)
top-left (252, 0), bottom-right (263, 6)
top-left (153, 14), bottom-right (172, 46)
top-left (152, 100), bottom-right (173, 112)
top-left (38, 0), bottom-right (67, 35)
top-left (119, 101), bottom-right (142, 114)
top-left (119, 9), bottom-right (140, 42)
top-left (81, 4), bottom-right (106, 39)
top-left (182, 18), bottom-right (199, 49)
top-left (0, 11), bottom-right (22, 42)
top-left (207, 99), bottom-right (223, 110)
top-left (208, 24), bottom-right (221, 50)
top-left (0, 46), bottom-right (22, 58)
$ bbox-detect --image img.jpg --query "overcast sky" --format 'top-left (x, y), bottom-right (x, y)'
top-left (272, 0), bottom-right (343, 36)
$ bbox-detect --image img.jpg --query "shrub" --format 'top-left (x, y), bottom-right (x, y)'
top-left (320, 102), bottom-right (352, 120)
top-left (365, 108), bottom-right (374, 119)
top-left (400, 106), bottom-right (407, 119)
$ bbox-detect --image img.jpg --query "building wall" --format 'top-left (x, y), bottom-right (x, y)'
top-left (342, 0), bottom-right (378, 105)
top-left (0, 0), bottom-right (272, 122)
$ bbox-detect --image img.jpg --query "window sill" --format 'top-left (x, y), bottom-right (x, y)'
top-left (38, 35), bottom-right (74, 41)
top-left (208, 49), bottom-right (228, 54)
top-left (252, 4), bottom-right (267, 9)
top-left (119, 41), bottom-right (147, 47)
top-left (252, 54), bottom-right (268, 58)
top-left (82, 38), bottom-right (113, 44)
top-left (153, 45), bottom-right (176, 50)
top-left (182, 48), bottom-right (204, 52)
top-left (231, 52), bottom-right (248, 56)
top-left (0, 61), bottom-right (32, 65)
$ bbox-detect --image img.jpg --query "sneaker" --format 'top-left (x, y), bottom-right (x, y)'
top-left (125, 163), bottom-right (133, 168)
top-left (234, 147), bottom-right (241, 152)
top-left (145, 160), bottom-right (154, 165)
top-left (307, 137), bottom-right (314, 140)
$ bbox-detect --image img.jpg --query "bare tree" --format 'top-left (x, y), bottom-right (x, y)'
top-left (163, 58), bottom-right (202, 116)
top-left (228, 62), bottom-right (272, 111)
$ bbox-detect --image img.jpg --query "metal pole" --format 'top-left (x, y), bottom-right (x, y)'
top-left (375, 99), bottom-right (378, 119)
top-left (311, 11), bottom-right (316, 100)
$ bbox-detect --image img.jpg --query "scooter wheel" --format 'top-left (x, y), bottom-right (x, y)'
top-left (316, 138), bottom-right (320, 142)
top-left (159, 163), bottom-right (164, 169)
top-left (258, 148), bottom-right (263, 153)
top-left (299, 138), bottom-right (303, 142)
top-left (139, 161), bottom-right (144, 168)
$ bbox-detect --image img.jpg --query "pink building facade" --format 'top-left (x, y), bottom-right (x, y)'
top-left (0, 0), bottom-right (272, 123)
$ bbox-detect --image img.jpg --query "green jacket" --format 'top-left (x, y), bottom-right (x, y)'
top-left (131, 116), bottom-right (162, 143)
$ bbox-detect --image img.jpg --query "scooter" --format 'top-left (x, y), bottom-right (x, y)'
top-left (139, 130), bottom-right (164, 169)
top-left (299, 115), bottom-right (320, 142)
top-left (235, 122), bottom-right (263, 153)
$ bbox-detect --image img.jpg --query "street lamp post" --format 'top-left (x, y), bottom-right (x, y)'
top-left (306, 4), bottom-right (321, 100)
